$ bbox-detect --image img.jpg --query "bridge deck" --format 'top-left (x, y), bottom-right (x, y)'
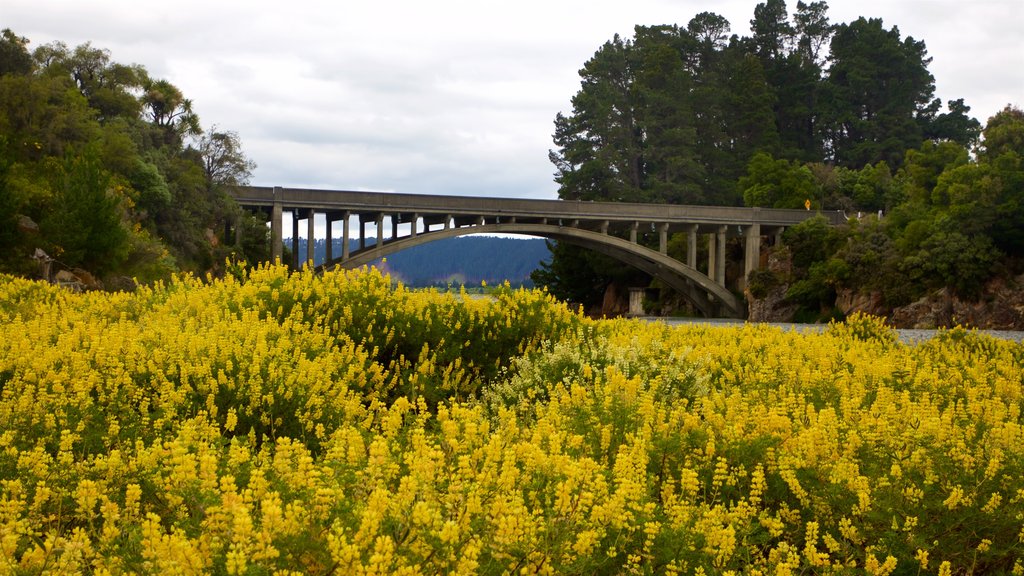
top-left (230, 186), bottom-right (845, 231)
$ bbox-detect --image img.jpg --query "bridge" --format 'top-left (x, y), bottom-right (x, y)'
top-left (228, 186), bottom-right (844, 318)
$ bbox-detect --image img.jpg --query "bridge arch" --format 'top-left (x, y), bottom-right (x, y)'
top-left (327, 223), bottom-right (742, 318)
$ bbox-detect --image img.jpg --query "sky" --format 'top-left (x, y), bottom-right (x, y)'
top-left (4, 0), bottom-right (1023, 202)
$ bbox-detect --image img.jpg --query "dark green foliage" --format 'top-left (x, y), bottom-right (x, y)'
top-left (923, 98), bottom-right (982, 148)
top-left (899, 229), bottom-right (999, 300)
top-left (0, 29), bottom-right (32, 76)
top-left (0, 137), bottom-right (19, 262)
top-left (531, 242), bottom-right (623, 308)
top-left (782, 215), bottom-right (838, 272)
top-left (542, 3), bottom-right (1017, 319)
top-left (745, 267), bottom-right (782, 298)
top-left (0, 30), bottom-right (258, 283)
top-left (42, 147), bottom-right (129, 275)
top-left (821, 17), bottom-right (937, 168)
top-left (740, 152), bottom-right (816, 208)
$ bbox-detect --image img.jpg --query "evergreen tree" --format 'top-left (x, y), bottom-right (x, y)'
top-left (822, 17), bottom-right (937, 168)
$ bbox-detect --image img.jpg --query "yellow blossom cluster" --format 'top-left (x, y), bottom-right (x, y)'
top-left (0, 266), bottom-right (1021, 574)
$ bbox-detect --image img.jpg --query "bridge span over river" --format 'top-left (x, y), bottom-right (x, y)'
top-left (229, 186), bottom-right (844, 318)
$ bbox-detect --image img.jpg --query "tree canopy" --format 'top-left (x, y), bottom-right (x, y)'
top-left (0, 28), bottom-right (264, 282)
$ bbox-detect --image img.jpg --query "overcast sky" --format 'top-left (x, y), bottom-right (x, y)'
top-left (5, 0), bottom-right (1023, 201)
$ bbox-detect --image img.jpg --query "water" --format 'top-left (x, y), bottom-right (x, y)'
top-left (636, 317), bottom-right (1024, 345)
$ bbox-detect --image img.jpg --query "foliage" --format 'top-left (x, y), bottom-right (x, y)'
top-left (41, 147), bottom-right (130, 275)
top-left (821, 17), bottom-right (937, 168)
top-left (0, 31), bottom-right (260, 283)
top-left (539, 2), bottom-right (989, 311)
top-left (1, 267), bottom-right (1022, 573)
top-left (740, 151), bottom-right (817, 208)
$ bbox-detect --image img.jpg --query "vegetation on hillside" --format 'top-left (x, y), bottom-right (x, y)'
top-left (1, 266), bottom-right (1021, 573)
top-left (0, 28), bottom-right (265, 284)
top-left (535, 0), bottom-right (1022, 319)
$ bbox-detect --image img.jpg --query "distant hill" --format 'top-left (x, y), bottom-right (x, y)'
top-left (287, 236), bottom-right (550, 287)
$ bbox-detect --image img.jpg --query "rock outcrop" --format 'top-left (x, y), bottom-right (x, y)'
top-left (889, 276), bottom-right (1024, 330)
top-left (745, 249), bottom-right (798, 322)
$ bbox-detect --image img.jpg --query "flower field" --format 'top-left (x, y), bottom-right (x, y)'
top-left (1, 265), bottom-right (1022, 575)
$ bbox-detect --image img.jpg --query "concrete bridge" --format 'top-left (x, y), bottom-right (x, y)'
top-left (228, 186), bottom-right (844, 318)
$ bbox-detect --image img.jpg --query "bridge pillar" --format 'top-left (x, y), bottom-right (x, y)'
top-left (715, 225), bottom-right (727, 286)
top-left (743, 223), bottom-right (761, 285)
top-left (658, 223), bottom-right (669, 254)
top-left (271, 197), bottom-right (283, 263)
top-left (686, 225), bottom-right (697, 269)
top-left (291, 209), bottom-right (300, 270)
top-left (306, 210), bottom-right (316, 268)
top-left (342, 211), bottom-right (351, 261)
top-left (707, 232), bottom-right (716, 280)
top-left (630, 222), bottom-right (639, 243)
top-left (411, 213), bottom-right (419, 238)
top-left (325, 213), bottom-right (333, 264)
top-left (599, 220), bottom-right (609, 234)
top-left (358, 215), bottom-right (366, 250)
top-left (376, 213), bottom-right (385, 247)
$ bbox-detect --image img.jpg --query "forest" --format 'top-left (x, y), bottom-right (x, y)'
top-left (534, 0), bottom-right (1024, 322)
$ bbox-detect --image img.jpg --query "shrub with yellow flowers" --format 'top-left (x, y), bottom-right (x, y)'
top-left (0, 265), bottom-right (1021, 574)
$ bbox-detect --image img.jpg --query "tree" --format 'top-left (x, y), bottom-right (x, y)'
top-left (0, 28), bottom-right (32, 76)
top-left (979, 105), bottom-right (1024, 160)
top-left (740, 152), bottom-right (816, 208)
top-left (937, 106), bottom-right (1024, 255)
top-left (43, 147), bottom-right (129, 275)
top-left (749, 0), bottom-right (794, 61)
top-left (195, 127), bottom-right (257, 191)
top-left (632, 25), bottom-right (704, 203)
top-left (793, 1), bottom-right (832, 63)
top-left (821, 17), bottom-right (936, 168)
top-left (923, 98), bottom-right (982, 148)
top-left (550, 35), bottom-right (639, 202)
top-left (142, 78), bottom-right (201, 144)
top-left (33, 40), bottom-right (146, 121)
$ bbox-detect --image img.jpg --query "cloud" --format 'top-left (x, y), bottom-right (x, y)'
top-left (5, 0), bottom-right (1021, 203)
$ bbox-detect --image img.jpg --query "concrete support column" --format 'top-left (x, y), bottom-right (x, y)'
top-left (342, 211), bottom-right (351, 261)
top-left (658, 223), bottom-right (669, 254)
top-left (630, 222), bottom-right (639, 244)
top-left (411, 213), bottom-right (419, 238)
top-left (628, 287), bottom-right (646, 317)
top-left (291, 210), bottom-right (300, 270)
top-left (599, 220), bottom-right (609, 234)
top-left (686, 225), bottom-right (697, 269)
top-left (376, 213), bottom-right (384, 248)
top-left (358, 215), bottom-right (365, 250)
top-left (392, 216), bottom-right (399, 241)
top-left (325, 214), bottom-right (333, 264)
top-left (444, 214), bottom-right (452, 230)
top-left (707, 232), bottom-right (716, 279)
top-left (271, 198), bottom-right (283, 264)
top-left (744, 223), bottom-right (761, 284)
top-left (715, 225), bottom-right (727, 286)
top-left (306, 210), bottom-right (316, 268)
